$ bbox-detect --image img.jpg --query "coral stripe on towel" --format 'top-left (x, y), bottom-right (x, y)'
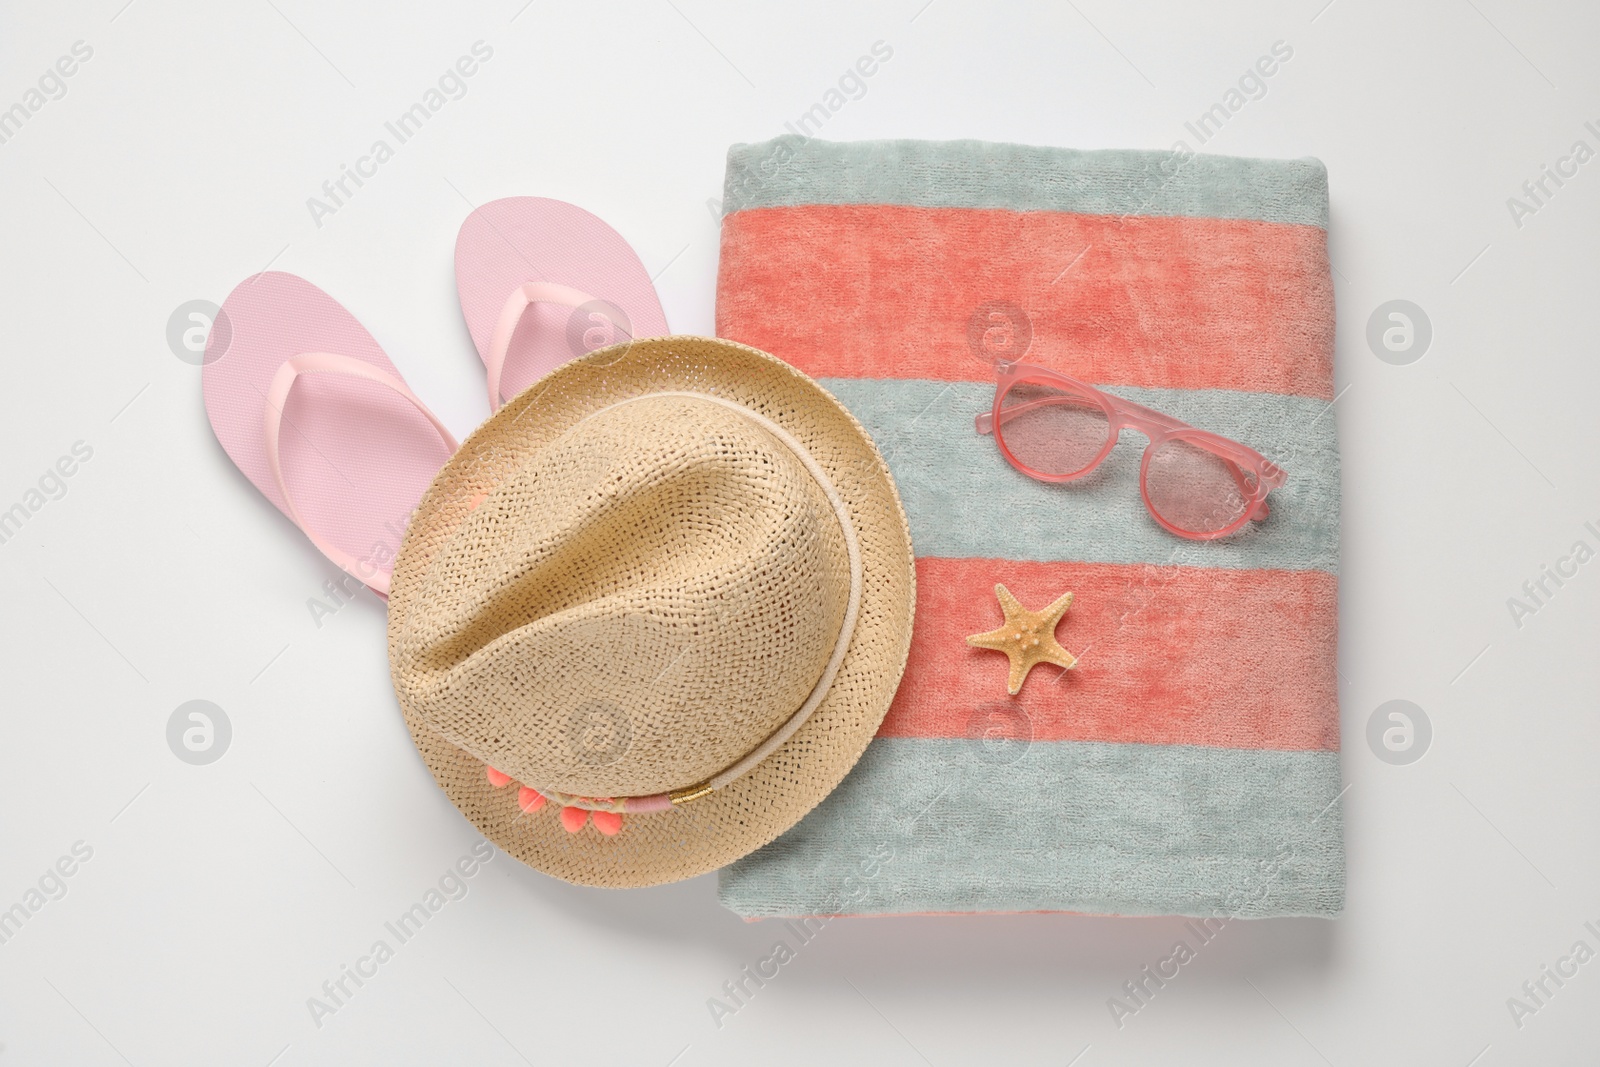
top-left (717, 204), bottom-right (1334, 398)
top-left (883, 557), bottom-right (1339, 752)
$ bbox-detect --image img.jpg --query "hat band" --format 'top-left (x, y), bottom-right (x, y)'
top-left (498, 391), bottom-right (865, 817)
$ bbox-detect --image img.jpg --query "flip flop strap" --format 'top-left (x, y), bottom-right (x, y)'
top-left (262, 352), bottom-right (458, 597)
top-left (485, 282), bottom-right (604, 411)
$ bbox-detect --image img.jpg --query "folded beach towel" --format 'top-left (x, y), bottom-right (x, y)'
top-left (714, 137), bottom-right (1342, 919)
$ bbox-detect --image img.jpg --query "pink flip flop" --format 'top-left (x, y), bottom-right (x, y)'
top-left (454, 197), bottom-right (669, 411)
top-left (202, 272), bottom-right (458, 597)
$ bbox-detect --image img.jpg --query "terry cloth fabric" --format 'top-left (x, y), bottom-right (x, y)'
top-left (713, 137), bottom-right (1342, 919)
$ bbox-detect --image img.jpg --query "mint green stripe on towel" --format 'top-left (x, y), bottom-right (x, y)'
top-left (719, 738), bottom-right (1346, 919)
top-left (821, 378), bottom-right (1339, 573)
top-left (724, 137), bottom-right (1330, 228)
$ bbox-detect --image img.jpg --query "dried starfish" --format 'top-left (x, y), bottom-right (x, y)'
top-left (966, 583), bottom-right (1078, 695)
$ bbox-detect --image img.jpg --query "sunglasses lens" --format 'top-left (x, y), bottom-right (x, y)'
top-left (1144, 438), bottom-right (1258, 536)
top-left (997, 380), bottom-right (1111, 477)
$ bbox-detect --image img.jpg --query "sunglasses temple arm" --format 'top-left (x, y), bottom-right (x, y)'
top-left (1228, 463), bottom-right (1273, 522)
top-left (1117, 396), bottom-right (1289, 495)
top-left (1108, 395), bottom-right (1193, 435)
top-left (975, 394), bottom-right (1081, 435)
top-left (982, 392), bottom-right (1201, 439)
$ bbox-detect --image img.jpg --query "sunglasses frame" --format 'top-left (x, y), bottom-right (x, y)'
top-left (974, 359), bottom-right (1287, 541)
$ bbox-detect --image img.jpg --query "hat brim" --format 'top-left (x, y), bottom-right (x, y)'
top-left (386, 336), bottom-right (916, 887)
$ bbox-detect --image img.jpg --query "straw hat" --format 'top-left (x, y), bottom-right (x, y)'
top-left (387, 336), bottom-right (915, 887)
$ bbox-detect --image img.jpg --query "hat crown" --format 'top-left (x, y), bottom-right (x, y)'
top-left (391, 393), bottom-right (853, 799)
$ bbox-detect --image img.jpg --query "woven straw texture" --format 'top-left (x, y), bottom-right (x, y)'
top-left (387, 336), bottom-right (915, 888)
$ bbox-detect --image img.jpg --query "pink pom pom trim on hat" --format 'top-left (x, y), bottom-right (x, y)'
top-left (485, 764), bottom-right (628, 835)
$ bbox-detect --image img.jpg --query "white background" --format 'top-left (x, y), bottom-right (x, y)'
top-left (2, 1), bottom-right (1598, 1063)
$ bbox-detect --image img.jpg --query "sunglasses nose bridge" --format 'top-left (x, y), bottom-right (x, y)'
top-left (1118, 419), bottom-right (1164, 459)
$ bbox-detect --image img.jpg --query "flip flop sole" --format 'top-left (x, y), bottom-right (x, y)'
top-left (203, 272), bottom-right (455, 587)
top-left (455, 197), bottom-right (668, 404)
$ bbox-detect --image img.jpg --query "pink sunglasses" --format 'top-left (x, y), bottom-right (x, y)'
top-left (975, 360), bottom-right (1287, 540)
